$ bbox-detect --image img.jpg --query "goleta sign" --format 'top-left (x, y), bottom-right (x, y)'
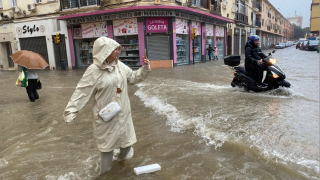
top-left (146, 17), bottom-right (168, 33)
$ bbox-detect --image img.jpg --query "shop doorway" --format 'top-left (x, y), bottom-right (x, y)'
top-left (147, 35), bottom-right (170, 60)
top-left (6, 42), bottom-right (14, 68)
top-left (227, 35), bottom-right (232, 55)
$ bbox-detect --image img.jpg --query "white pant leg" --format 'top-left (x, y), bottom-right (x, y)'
top-left (118, 146), bottom-right (132, 160)
top-left (100, 151), bottom-right (113, 175)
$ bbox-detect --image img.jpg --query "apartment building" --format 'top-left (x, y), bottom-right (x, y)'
top-left (221, 0), bottom-right (294, 54)
top-left (0, 0), bottom-right (72, 70)
top-left (287, 16), bottom-right (303, 28)
top-left (310, 0), bottom-right (319, 36)
top-left (221, 0), bottom-right (251, 55)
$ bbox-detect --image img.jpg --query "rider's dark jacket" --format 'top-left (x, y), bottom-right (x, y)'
top-left (244, 41), bottom-right (267, 70)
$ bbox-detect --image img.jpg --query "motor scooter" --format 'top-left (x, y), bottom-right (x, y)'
top-left (224, 50), bottom-right (291, 92)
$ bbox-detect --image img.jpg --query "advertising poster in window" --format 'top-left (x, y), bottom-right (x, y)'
top-left (146, 17), bottom-right (168, 33)
top-left (176, 18), bottom-right (189, 34)
top-left (205, 24), bottom-right (214, 36)
top-left (215, 26), bottom-right (225, 37)
top-left (113, 18), bottom-right (138, 36)
top-left (191, 21), bottom-right (201, 35)
top-left (81, 23), bottom-right (94, 38)
top-left (93, 22), bottom-right (108, 37)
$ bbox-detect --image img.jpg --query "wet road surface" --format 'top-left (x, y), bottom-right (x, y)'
top-left (0, 46), bottom-right (319, 179)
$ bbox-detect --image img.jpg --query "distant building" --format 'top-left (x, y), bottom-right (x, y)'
top-left (310, 0), bottom-right (319, 36)
top-left (287, 16), bottom-right (303, 28)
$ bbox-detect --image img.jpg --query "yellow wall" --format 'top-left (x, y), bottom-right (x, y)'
top-left (311, 2), bottom-right (319, 32)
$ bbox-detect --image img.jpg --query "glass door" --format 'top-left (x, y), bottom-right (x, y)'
top-left (193, 35), bottom-right (201, 62)
top-left (205, 36), bottom-right (213, 60)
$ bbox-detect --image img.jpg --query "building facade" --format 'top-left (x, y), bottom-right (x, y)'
top-left (0, 0), bottom-right (72, 70)
top-left (221, 0), bottom-right (294, 53)
top-left (57, 0), bottom-right (233, 68)
top-left (310, 0), bottom-right (319, 36)
top-left (287, 16), bottom-right (303, 28)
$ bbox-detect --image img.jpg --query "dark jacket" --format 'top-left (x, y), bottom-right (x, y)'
top-left (245, 41), bottom-right (267, 69)
top-left (207, 46), bottom-right (214, 53)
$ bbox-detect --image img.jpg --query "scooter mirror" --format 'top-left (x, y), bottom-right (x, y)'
top-left (272, 50), bottom-right (276, 53)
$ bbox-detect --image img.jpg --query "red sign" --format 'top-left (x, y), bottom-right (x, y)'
top-left (146, 17), bottom-right (168, 33)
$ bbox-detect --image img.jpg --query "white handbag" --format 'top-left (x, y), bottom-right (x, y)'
top-left (99, 101), bottom-right (121, 122)
top-left (99, 65), bottom-right (123, 122)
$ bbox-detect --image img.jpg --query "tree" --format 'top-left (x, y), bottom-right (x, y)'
top-left (293, 24), bottom-right (304, 39)
top-left (302, 27), bottom-right (310, 37)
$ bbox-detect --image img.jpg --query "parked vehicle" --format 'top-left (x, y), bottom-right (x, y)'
top-left (305, 40), bottom-right (319, 51)
top-left (275, 43), bottom-right (286, 49)
top-left (299, 41), bottom-right (308, 50)
top-left (296, 42), bottom-right (301, 49)
top-left (225, 50), bottom-right (290, 92)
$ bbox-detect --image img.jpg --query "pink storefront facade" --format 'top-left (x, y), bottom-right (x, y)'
top-left (57, 6), bottom-right (233, 68)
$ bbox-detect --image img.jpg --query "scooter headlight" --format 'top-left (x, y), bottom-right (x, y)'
top-left (271, 71), bottom-right (279, 78)
top-left (269, 58), bottom-right (277, 64)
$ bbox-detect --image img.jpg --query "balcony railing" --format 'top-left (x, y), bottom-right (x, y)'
top-left (61, 0), bottom-right (101, 9)
top-left (253, 0), bottom-right (261, 12)
top-left (254, 20), bottom-right (261, 27)
top-left (192, 0), bottom-right (202, 7)
top-left (235, 13), bottom-right (248, 24)
top-left (210, 0), bottom-right (221, 14)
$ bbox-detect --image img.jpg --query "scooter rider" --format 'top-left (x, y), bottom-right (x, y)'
top-left (245, 35), bottom-right (267, 87)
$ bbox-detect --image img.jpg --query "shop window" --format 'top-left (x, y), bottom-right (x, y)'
top-left (193, 35), bottom-right (201, 62)
top-left (74, 38), bottom-right (95, 68)
top-left (0, 0), bottom-right (3, 9)
top-left (115, 35), bottom-right (140, 67)
top-left (176, 34), bottom-right (189, 64)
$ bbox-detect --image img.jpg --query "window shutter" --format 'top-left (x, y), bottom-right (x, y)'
top-left (147, 36), bottom-right (170, 60)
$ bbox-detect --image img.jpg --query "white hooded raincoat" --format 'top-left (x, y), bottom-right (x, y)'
top-left (64, 37), bottom-right (151, 152)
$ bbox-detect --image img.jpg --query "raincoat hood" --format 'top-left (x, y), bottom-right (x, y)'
top-left (93, 37), bottom-right (121, 70)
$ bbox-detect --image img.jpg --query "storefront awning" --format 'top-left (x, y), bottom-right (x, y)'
top-left (57, 5), bottom-right (234, 24)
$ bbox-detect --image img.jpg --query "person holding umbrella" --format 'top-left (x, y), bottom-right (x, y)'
top-left (11, 50), bottom-right (48, 102)
top-left (18, 65), bottom-right (39, 102)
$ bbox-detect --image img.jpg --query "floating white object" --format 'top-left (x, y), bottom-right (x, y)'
top-left (134, 163), bottom-right (161, 175)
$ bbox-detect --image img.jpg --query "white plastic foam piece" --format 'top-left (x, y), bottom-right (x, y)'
top-left (134, 163), bottom-right (161, 175)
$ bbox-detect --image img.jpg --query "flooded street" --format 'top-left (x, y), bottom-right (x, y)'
top-left (0, 46), bottom-right (319, 179)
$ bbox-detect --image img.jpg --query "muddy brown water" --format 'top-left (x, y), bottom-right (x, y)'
top-left (0, 46), bottom-right (319, 180)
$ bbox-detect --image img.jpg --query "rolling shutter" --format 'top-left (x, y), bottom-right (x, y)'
top-left (233, 34), bottom-right (240, 55)
top-left (19, 37), bottom-right (49, 67)
top-left (147, 35), bottom-right (170, 60)
top-left (241, 34), bottom-right (246, 54)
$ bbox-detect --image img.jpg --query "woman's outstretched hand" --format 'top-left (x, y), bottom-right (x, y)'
top-left (143, 56), bottom-right (150, 66)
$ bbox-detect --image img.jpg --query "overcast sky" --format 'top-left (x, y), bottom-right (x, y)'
top-left (268, 0), bottom-right (313, 28)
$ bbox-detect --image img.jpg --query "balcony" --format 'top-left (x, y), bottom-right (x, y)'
top-left (254, 20), bottom-right (261, 28)
top-left (210, 0), bottom-right (221, 15)
top-left (61, 0), bottom-right (101, 10)
top-left (235, 13), bottom-right (248, 24)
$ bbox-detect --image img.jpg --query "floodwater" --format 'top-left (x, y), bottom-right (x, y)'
top-left (0, 46), bottom-right (319, 180)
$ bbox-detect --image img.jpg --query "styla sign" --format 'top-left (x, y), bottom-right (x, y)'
top-left (146, 17), bottom-right (168, 33)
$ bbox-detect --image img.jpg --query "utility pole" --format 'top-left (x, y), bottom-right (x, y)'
top-left (53, 33), bottom-right (65, 70)
top-left (191, 28), bottom-right (197, 65)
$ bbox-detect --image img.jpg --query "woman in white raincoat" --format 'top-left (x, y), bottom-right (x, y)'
top-left (63, 37), bottom-right (151, 175)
